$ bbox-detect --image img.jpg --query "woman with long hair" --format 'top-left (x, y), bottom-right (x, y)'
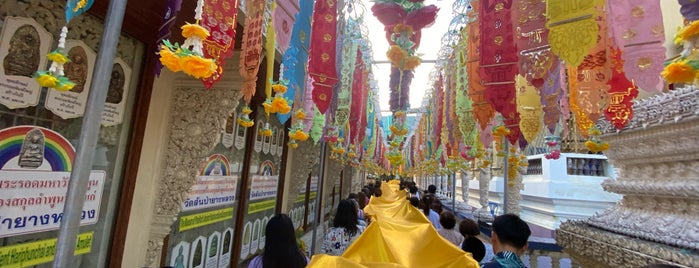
top-left (421, 195), bottom-right (442, 229)
top-left (248, 214), bottom-right (308, 268)
top-left (321, 199), bottom-right (366, 256)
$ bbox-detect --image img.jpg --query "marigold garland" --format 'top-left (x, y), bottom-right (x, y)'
top-left (34, 27), bottom-right (75, 91)
top-left (661, 59), bottom-right (699, 83)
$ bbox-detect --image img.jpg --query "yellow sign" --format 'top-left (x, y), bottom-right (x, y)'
top-left (247, 199), bottom-right (276, 214)
top-left (179, 207), bottom-right (233, 232)
top-left (0, 232), bottom-right (93, 267)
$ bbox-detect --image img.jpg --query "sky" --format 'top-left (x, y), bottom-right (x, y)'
top-left (361, 0), bottom-right (455, 114)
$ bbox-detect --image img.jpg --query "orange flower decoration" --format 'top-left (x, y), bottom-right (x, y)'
top-left (661, 60), bottom-right (697, 83)
top-left (393, 24), bottom-right (414, 34)
top-left (271, 96), bottom-right (291, 114)
top-left (386, 45), bottom-right (408, 64)
top-left (181, 23), bottom-right (210, 40)
top-left (159, 46), bottom-right (182, 72)
top-left (404, 56), bottom-right (421, 70)
top-left (180, 55), bottom-right (216, 79)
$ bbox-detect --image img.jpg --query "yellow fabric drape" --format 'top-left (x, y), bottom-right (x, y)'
top-left (308, 181), bottom-right (480, 268)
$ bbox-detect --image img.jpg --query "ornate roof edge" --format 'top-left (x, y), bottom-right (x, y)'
top-left (597, 86), bottom-right (699, 135)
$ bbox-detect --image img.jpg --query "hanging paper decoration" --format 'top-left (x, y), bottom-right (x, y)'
top-left (514, 0), bottom-right (555, 88)
top-left (604, 47), bottom-right (639, 130)
top-left (35, 0), bottom-right (96, 91)
top-left (467, 0), bottom-right (495, 130)
top-left (456, 28), bottom-right (477, 152)
top-left (371, 0), bottom-right (438, 143)
top-left (335, 21), bottom-right (360, 128)
top-left (571, 9), bottom-right (610, 131)
top-left (158, 0), bottom-right (218, 80)
top-left (540, 64), bottom-right (563, 134)
top-left (308, 0), bottom-right (339, 114)
top-left (607, 0), bottom-right (665, 92)
top-left (200, 0), bottom-right (240, 88)
top-left (278, 0), bottom-right (313, 124)
top-left (288, 109), bottom-right (310, 149)
top-left (310, 107), bottom-right (326, 143)
top-left (480, 0), bottom-right (520, 145)
top-left (349, 51), bottom-right (368, 145)
top-left (154, 0), bottom-right (183, 76)
top-left (239, 0), bottom-right (266, 102)
top-left (273, 0), bottom-right (299, 54)
top-left (261, 4), bottom-right (292, 117)
top-left (567, 67), bottom-right (594, 136)
top-left (544, 135), bottom-right (561, 160)
top-left (480, 118), bottom-right (495, 149)
top-left (546, 0), bottom-right (603, 67)
top-left (558, 65), bottom-right (572, 137)
top-left (515, 75), bottom-right (543, 143)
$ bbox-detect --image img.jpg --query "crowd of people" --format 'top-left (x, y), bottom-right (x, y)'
top-left (243, 180), bottom-right (679, 268)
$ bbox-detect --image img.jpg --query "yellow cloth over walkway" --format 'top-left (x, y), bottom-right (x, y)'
top-left (308, 181), bottom-right (480, 268)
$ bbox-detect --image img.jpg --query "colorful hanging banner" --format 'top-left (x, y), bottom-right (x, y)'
top-left (66, 0), bottom-right (95, 23)
top-left (605, 46), bottom-right (639, 130)
top-left (350, 51), bottom-right (367, 145)
top-left (264, 2), bottom-right (277, 100)
top-left (335, 21), bottom-right (360, 127)
top-left (467, 0), bottom-right (495, 130)
top-left (456, 28), bottom-right (477, 149)
top-left (273, 0), bottom-right (299, 54)
top-left (239, 0), bottom-right (266, 103)
top-left (607, 0), bottom-right (665, 92)
top-left (480, 0), bottom-right (520, 144)
top-left (309, 0), bottom-right (339, 114)
top-left (154, 0), bottom-right (183, 76)
top-left (572, 9), bottom-right (610, 127)
top-left (514, 0), bottom-right (555, 88)
top-left (546, 0), bottom-right (604, 67)
top-left (278, 0), bottom-right (313, 124)
top-left (201, 0), bottom-right (240, 89)
top-left (515, 75), bottom-right (543, 143)
top-left (540, 64), bottom-right (563, 134)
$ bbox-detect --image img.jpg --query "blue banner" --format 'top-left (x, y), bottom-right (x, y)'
top-left (65, 0), bottom-right (95, 23)
top-left (278, 0), bottom-right (314, 124)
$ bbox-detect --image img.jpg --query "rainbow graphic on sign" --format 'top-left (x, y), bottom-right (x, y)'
top-left (200, 154), bottom-right (230, 176)
top-left (0, 126), bottom-right (75, 171)
top-left (258, 160), bottom-right (274, 176)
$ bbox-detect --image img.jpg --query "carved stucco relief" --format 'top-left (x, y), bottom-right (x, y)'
top-left (558, 87), bottom-right (699, 267)
top-left (0, 0), bottom-right (140, 66)
top-left (284, 141), bottom-right (321, 211)
top-left (143, 61), bottom-right (242, 266)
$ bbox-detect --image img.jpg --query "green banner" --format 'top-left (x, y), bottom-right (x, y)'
top-left (0, 232), bottom-right (93, 267)
top-left (179, 207), bottom-right (234, 232)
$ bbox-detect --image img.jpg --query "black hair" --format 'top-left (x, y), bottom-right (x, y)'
top-left (333, 199), bottom-right (360, 236)
top-left (356, 191), bottom-right (367, 209)
top-left (428, 184), bottom-right (437, 194)
top-left (348, 193), bottom-right (358, 199)
top-left (431, 198), bottom-right (443, 214)
top-left (459, 218), bottom-right (481, 237)
top-left (421, 195), bottom-right (435, 216)
top-left (439, 211), bottom-right (457, 229)
top-left (262, 214), bottom-right (306, 268)
top-left (409, 185), bottom-right (418, 194)
top-left (492, 214), bottom-right (531, 249)
top-left (409, 196), bottom-right (420, 208)
top-left (461, 236), bottom-right (486, 262)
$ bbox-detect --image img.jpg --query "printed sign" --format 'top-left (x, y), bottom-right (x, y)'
top-left (240, 221), bottom-right (252, 259)
top-left (182, 154), bottom-right (237, 212)
top-left (178, 207), bottom-right (233, 232)
top-left (0, 232), bottom-right (93, 267)
top-left (0, 126), bottom-right (105, 237)
top-left (221, 112), bottom-right (236, 148)
top-left (100, 58), bottom-right (132, 126)
top-left (44, 40), bottom-right (96, 119)
top-left (277, 131), bottom-right (284, 157)
top-left (205, 231), bottom-right (221, 268)
top-left (189, 236), bottom-right (207, 268)
top-left (270, 127), bottom-right (277, 156)
top-left (170, 241), bottom-right (191, 268)
top-left (262, 129), bottom-right (271, 155)
top-left (253, 124), bottom-right (262, 153)
top-left (234, 119), bottom-right (246, 150)
top-left (218, 228), bottom-right (234, 268)
top-left (248, 160), bottom-right (278, 201)
top-left (0, 17), bottom-right (52, 109)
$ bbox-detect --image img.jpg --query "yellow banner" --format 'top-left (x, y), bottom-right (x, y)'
top-left (179, 207), bottom-right (233, 232)
top-left (0, 232), bottom-right (93, 268)
top-left (247, 199), bottom-right (276, 214)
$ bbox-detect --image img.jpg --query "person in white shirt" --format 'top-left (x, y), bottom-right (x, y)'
top-left (421, 195), bottom-right (442, 229)
top-left (437, 211), bottom-right (463, 247)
